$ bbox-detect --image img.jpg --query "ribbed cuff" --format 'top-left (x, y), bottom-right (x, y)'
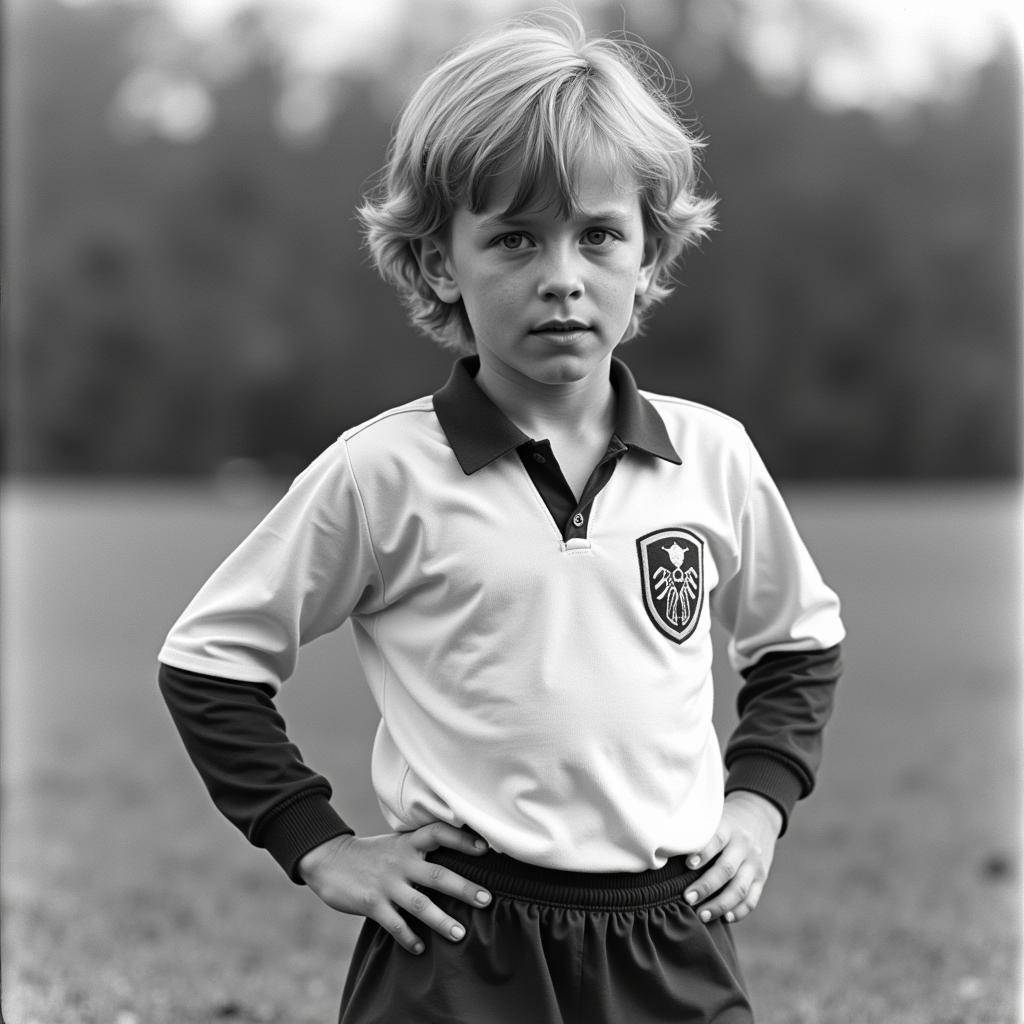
top-left (256, 792), bottom-right (354, 883)
top-left (724, 755), bottom-right (805, 836)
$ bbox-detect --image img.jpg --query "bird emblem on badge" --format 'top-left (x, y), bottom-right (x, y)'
top-left (652, 542), bottom-right (699, 627)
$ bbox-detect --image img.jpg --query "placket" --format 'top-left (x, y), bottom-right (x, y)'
top-left (516, 436), bottom-right (629, 541)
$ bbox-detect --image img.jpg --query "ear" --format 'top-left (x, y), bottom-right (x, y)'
top-left (636, 235), bottom-right (662, 297)
top-left (412, 234), bottom-right (461, 304)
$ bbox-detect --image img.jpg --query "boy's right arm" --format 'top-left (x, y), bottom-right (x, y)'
top-left (158, 441), bottom-right (491, 947)
top-left (159, 663), bottom-right (492, 952)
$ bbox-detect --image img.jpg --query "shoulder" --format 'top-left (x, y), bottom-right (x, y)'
top-left (638, 390), bottom-right (763, 512)
top-left (341, 394), bottom-right (438, 446)
top-left (338, 394), bottom-right (447, 459)
top-left (335, 393), bottom-right (455, 488)
top-left (281, 394), bottom-right (443, 497)
top-left (641, 389), bottom-right (751, 450)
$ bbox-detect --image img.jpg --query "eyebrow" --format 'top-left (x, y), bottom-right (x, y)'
top-left (477, 207), bottom-right (634, 230)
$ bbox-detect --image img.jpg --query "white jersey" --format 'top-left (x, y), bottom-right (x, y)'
top-left (160, 358), bottom-right (843, 872)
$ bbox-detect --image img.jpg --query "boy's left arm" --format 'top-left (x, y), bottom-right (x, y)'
top-left (686, 434), bottom-right (844, 923)
top-left (683, 644), bottom-right (842, 923)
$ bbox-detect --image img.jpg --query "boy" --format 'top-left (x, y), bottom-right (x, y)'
top-left (159, 13), bottom-right (843, 1023)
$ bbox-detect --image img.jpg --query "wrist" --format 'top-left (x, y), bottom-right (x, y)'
top-left (256, 791), bottom-right (354, 883)
top-left (298, 832), bottom-right (354, 884)
top-left (726, 789), bottom-right (784, 835)
top-left (725, 755), bottom-right (804, 835)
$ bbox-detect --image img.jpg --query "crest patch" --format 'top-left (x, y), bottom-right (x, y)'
top-left (636, 528), bottom-right (705, 644)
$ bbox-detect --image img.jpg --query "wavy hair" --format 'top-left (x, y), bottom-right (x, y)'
top-left (357, 12), bottom-right (717, 352)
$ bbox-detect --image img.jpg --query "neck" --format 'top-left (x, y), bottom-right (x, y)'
top-left (474, 356), bottom-right (616, 441)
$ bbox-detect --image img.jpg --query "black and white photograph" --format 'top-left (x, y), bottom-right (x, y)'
top-left (3, 1), bottom-right (1021, 1021)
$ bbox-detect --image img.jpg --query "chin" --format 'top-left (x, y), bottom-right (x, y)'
top-left (527, 354), bottom-right (606, 386)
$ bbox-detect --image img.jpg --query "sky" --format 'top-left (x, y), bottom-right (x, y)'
top-left (64, 0), bottom-right (1022, 106)
top-left (732, 0), bottom-right (1021, 111)
top-left (55, 0), bottom-right (1022, 142)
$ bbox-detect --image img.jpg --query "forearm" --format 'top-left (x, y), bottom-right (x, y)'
top-left (157, 663), bottom-right (353, 880)
top-left (723, 643), bottom-right (842, 832)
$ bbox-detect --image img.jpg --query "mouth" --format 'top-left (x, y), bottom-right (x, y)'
top-left (530, 320), bottom-right (592, 334)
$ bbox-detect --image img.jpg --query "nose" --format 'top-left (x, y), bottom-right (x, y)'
top-left (537, 243), bottom-right (584, 301)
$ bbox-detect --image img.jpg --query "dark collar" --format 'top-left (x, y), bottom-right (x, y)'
top-left (432, 356), bottom-right (682, 475)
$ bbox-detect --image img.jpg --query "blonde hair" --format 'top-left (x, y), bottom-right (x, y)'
top-left (357, 11), bottom-right (717, 352)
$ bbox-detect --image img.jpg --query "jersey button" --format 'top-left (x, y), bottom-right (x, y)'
top-left (532, 452), bottom-right (546, 463)
top-left (572, 512), bottom-right (585, 528)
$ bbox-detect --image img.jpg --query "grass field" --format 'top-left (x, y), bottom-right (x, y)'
top-left (2, 481), bottom-right (1020, 1023)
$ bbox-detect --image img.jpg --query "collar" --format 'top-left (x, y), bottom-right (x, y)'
top-left (432, 356), bottom-right (682, 475)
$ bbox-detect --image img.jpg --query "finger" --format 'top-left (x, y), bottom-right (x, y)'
top-left (396, 884), bottom-right (470, 945)
top-left (410, 822), bottom-right (489, 856)
top-left (414, 859), bottom-right (492, 909)
top-left (697, 864), bottom-right (758, 924)
top-left (684, 851), bottom-right (742, 911)
top-left (370, 899), bottom-right (429, 955)
top-left (686, 826), bottom-right (728, 871)
top-left (724, 877), bottom-right (765, 924)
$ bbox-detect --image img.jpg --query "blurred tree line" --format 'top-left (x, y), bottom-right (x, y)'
top-left (5, 0), bottom-right (1021, 478)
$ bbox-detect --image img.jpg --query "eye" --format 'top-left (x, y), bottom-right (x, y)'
top-left (582, 228), bottom-right (613, 246)
top-left (497, 233), bottom-right (530, 250)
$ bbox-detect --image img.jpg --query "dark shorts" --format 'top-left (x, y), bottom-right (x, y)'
top-left (339, 848), bottom-right (753, 1024)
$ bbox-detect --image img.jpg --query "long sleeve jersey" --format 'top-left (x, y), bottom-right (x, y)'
top-left (159, 357), bottom-right (844, 880)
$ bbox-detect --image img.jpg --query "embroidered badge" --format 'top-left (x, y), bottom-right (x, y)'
top-left (636, 528), bottom-right (705, 644)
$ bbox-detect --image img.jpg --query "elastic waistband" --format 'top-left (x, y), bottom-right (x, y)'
top-left (428, 848), bottom-right (701, 911)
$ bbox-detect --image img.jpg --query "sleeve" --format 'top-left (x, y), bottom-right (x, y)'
top-left (710, 436), bottom-right (845, 833)
top-left (157, 438), bottom-right (385, 880)
top-left (158, 664), bottom-right (353, 882)
top-left (158, 437), bottom-right (385, 689)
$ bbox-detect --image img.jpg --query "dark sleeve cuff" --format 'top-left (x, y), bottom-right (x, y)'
top-left (255, 792), bottom-right (355, 883)
top-left (724, 754), bottom-right (805, 836)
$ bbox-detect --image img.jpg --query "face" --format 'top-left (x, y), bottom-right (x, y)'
top-left (420, 160), bottom-right (659, 393)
